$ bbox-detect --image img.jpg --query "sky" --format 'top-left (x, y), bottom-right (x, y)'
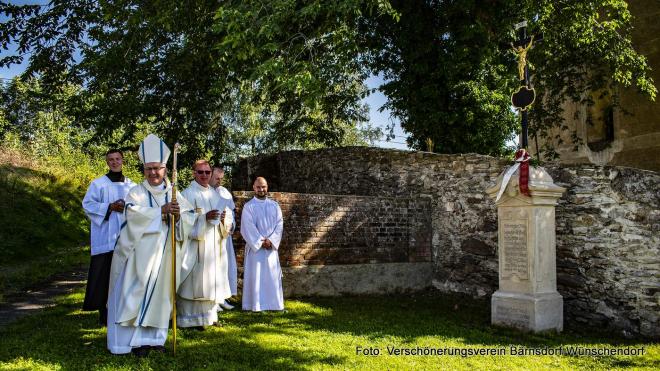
top-left (0, 48), bottom-right (27, 80)
top-left (363, 74), bottom-right (409, 150)
top-left (1, 64), bottom-right (409, 152)
top-left (0, 1), bottom-right (36, 79)
top-left (1, 63), bottom-right (409, 151)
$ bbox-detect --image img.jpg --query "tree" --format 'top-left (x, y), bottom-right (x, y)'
top-left (211, 1), bottom-right (391, 152)
top-left (525, 0), bottom-right (656, 158)
top-left (0, 0), bottom-right (382, 165)
top-left (358, 0), bottom-right (655, 155)
top-left (0, 77), bottom-right (89, 156)
top-left (1, 0), bottom-right (655, 158)
top-left (358, 0), bottom-right (520, 155)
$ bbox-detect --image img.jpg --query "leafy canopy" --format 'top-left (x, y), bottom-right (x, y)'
top-left (0, 0), bottom-right (384, 165)
top-left (0, 0), bottom-right (655, 159)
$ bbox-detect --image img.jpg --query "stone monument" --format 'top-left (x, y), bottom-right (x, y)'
top-left (486, 165), bottom-right (565, 332)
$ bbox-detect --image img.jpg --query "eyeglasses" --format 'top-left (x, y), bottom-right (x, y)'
top-left (196, 170), bottom-right (212, 175)
top-left (145, 166), bottom-right (165, 172)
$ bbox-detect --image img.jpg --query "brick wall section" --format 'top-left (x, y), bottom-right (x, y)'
top-left (233, 147), bottom-right (508, 298)
top-left (233, 147), bottom-right (660, 338)
top-left (231, 191), bottom-right (433, 268)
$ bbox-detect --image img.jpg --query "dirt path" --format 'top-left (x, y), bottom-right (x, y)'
top-left (0, 266), bottom-right (87, 328)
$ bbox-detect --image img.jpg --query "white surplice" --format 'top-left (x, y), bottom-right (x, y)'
top-left (215, 185), bottom-right (238, 295)
top-left (177, 181), bottom-right (233, 327)
top-left (107, 179), bottom-right (194, 354)
top-left (240, 196), bottom-right (284, 311)
top-left (82, 175), bottom-right (135, 255)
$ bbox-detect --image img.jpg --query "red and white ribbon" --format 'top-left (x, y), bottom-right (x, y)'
top-left (495, 149), bottom-right (531, 202)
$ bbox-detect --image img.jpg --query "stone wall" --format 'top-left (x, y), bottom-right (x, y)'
top-left (233, 147), bottom-right (659, 338)
top-left (233, 147), bottom-right (508, 299)
top-left (231, 191), bottom-right (434, 296)
top-left (549, 166), bottom-right (660, 338)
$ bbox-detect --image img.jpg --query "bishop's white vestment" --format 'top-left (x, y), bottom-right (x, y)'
top-left (240, 197), bottom-right (284, 311)
top-left (177, 181), bottom-right (233, 327)
top-left (107, 180), bottom-right (194, 354)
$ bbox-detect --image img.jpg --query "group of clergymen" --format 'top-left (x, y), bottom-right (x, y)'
top-left (80, 134), bottom-right (284, 356)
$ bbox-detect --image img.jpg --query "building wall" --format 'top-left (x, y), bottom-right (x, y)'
top-left (233, 147), bottom-right (659, 338)
top-left (532, 0), bottom-right (660, 172)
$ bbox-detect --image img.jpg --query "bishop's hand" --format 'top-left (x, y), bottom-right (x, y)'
top-left (162, 201), bottom-right (180, 217)
top-left (206, 209), bottom-right (220, 221)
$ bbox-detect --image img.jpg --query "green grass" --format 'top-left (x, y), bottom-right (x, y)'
top-left (0, 245), bottom-right (89, 303)
top-left (0, 147), bottom-right (657, 370)
top-left (0, 292), bottom-right (657, 370)
top-left (0, 163), bottom-right (89, 261)
top-left (0, 144), bottom-right (144, 303)
top-left (0, 150), bottom-right (92, 303)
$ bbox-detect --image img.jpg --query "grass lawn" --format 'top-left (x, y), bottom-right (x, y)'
top-left (0, 245), bottom-right (89, 304)
top-left (0, 155), bottom-right (91, 304)
top-left (0, 291), bottom-right (657, 370)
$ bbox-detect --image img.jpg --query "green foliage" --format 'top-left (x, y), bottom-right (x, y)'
top-left (359, 0), bottom-right (519, 155)
top-left (214, 82), bottom-right (381, 167)
top-left (0, 147), bottom-right (90, 302)
top-left (0, 0), bottom-right (655, 158)
top-left (0, 141), bottom-right (142, 301)
top-left (359, 0), bottom-right (655, 155)
top-left (0, 150), bottom-right (88, 261)
top-left (0, 0), bottom-right (382, 166)
top-left (212, 0), bottom-right (387, 153)
top-left (0, 78), bottom-right (140, 300)
top-left (526, 0), bottom-right (656, 158)
top-left (0, 77), bottom-right (143, 180)
top-left (1, 292), bottom-right (658, 369)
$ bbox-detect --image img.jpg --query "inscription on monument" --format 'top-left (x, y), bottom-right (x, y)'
top-left (502, 220), bottom-right (528, 279)
top-left (494, 302), bottom-right (531, 328)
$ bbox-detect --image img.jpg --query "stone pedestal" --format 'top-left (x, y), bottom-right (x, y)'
top-left (486, 166), bottom-right (566, 333)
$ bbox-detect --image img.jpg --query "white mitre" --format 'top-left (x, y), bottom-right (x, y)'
top-left (138, 133), bottom-right (171, 164)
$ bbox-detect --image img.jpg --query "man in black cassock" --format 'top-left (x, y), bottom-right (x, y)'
top-left (81, 149), bottom-right (135, 325)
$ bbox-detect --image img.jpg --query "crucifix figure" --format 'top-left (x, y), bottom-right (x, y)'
top-left (510, 21), bottom-right (542, 149)
top-left (513, 35), bottom-right (534, 81)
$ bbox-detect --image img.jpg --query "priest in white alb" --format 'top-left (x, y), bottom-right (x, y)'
top-left (107, 134), bottom-right (195, 356)
top-left (82, 149), bottom-right (135, 326)
top-left (210, 166), bottom-right (237, 310)
top-left (177, 160), bottom-right (233, 327)
top-left (240, 176), bottom-right (285, 311)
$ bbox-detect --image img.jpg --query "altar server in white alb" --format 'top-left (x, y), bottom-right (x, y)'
top-left (107, 134), bottom-right (195, 356)
top-left (82, 149), bottom-right (135, 326)
top-left (210, 166), bottom-right (237, 310)
top-left (240, 176), bottom-right (284, 311)
top-left (177, 160), bottom-right (233, 327)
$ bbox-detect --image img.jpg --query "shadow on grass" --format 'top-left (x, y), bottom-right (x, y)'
top-left (0, 292), bottom-right (346, 371)
top-left (277, 293), bottom-right (658, 369)
top-left (0, 291), bottom-right (656, 370)
top-left (283, 293), bottom-right (655, 345)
